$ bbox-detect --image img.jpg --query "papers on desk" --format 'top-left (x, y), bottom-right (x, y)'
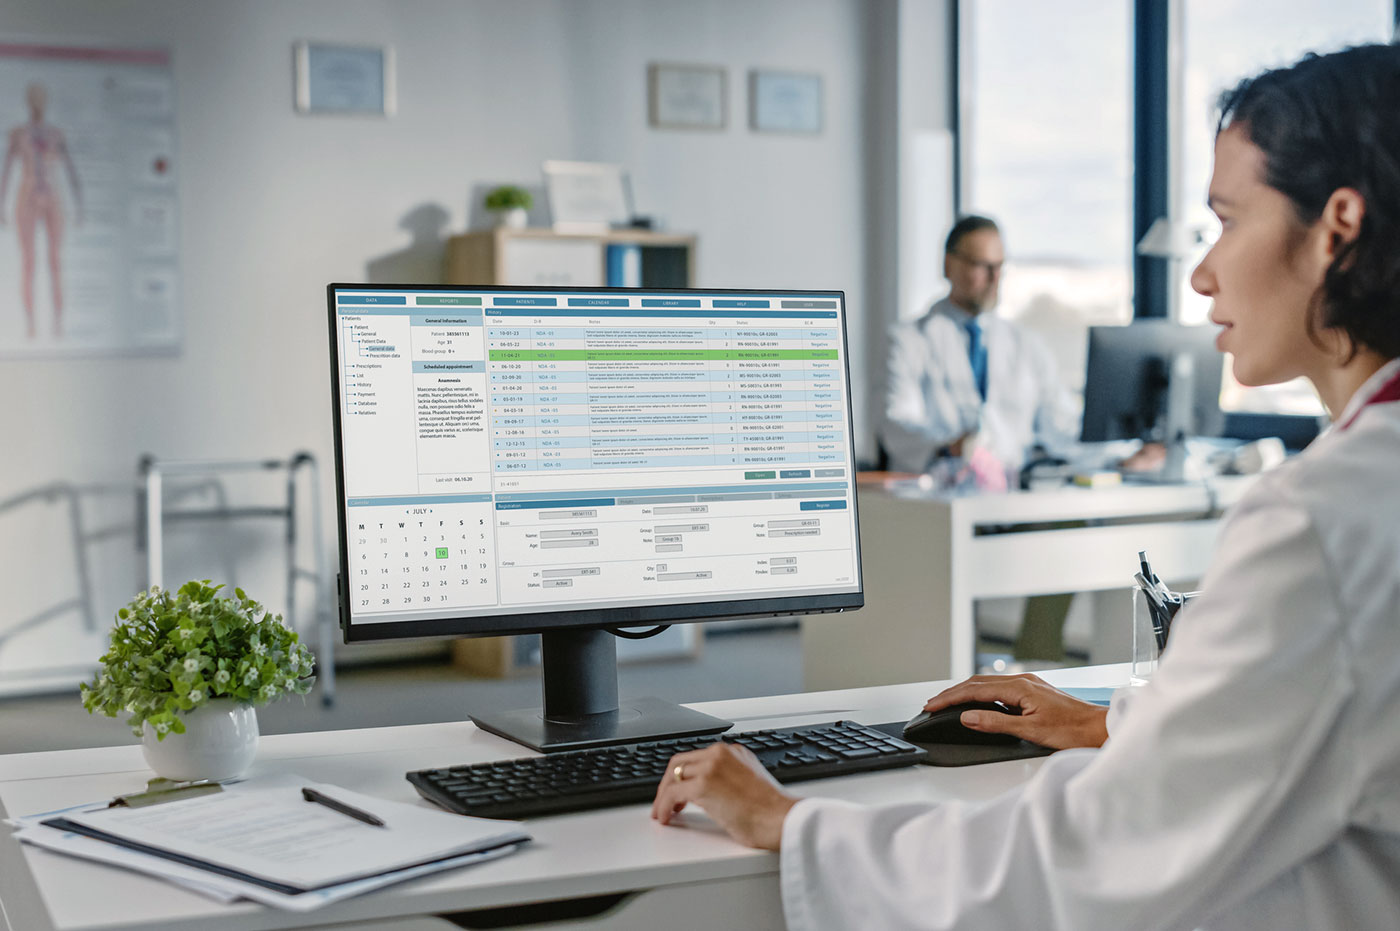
top-left (7, 775), bottom-right (529, 912)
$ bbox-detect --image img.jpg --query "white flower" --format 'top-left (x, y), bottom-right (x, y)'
top-left (252, 640), bottom-right (267, 656)
top-left (155, 721), bottom-right (170, 734)
top-left (244, 669), bottom-right (259, 685)
top-left (188, 689), bottom-right (203, 703)
top-left (183, 658), bottom-right (198, 673)
top-left (283, 679), bottom-right (296, 691)
top-left (178, 627), bottom-right (192, 639)
top-left (261, 683), bottom-right (277, 699)
top-left (214, 670), bottom-right (231, 684)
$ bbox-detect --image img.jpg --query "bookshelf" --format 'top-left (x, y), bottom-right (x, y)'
top-left (443, 228), bottom-right (697, 288)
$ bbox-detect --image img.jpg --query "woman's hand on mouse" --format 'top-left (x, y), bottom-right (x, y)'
top-left (924, 674), bottom-right (1109, 749)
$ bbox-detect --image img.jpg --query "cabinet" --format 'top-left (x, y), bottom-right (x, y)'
top-left (443, 228), bottom-right (696, 288)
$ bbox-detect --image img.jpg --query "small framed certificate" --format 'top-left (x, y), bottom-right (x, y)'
top-left (294, 41), bottom-right (395, 116)
top-left (648, 63), bottom-right (727, 131)
top-left (749, 70), bottom-right (823, 134)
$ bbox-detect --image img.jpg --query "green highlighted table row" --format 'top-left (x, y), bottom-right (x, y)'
top-left (488, 349), bottom-right (838, 361)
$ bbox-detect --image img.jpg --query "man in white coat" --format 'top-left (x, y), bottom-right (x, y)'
top-left (652, 44), bottom-right (1400, 930)
top-left (880, 216), bottom-right (1079, 475)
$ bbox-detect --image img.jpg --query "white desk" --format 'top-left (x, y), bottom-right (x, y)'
top-left (803, 477), bottom-right (1253, 690)
top-left (0, 665), bottom-right (1127, 931)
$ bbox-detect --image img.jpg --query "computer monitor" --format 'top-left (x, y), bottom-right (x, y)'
top-left (1080, 320), bottom-right (1225, 445)
top-left (327, 283), bottom-right (863, 752)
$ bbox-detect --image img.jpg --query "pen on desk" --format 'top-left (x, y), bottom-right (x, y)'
top-left (301, 787), bottom-right (386, 827)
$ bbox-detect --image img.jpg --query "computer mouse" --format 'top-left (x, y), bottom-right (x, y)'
top-left (902, 701), bottom-right (1023, 745)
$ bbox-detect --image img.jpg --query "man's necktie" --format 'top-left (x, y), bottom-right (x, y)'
top-left (966, 317), bottom-right (988, 401)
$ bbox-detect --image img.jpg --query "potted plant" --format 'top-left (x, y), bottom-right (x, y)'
top-left (484, 185), bottom-right (532, 229)
top-left (81, 580), bottom-right (316, 781)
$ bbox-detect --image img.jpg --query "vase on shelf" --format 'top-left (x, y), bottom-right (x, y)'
top-left (493, 206), bottom-right (528, 230)
top-left (141, 699), bottom-right (259, 782)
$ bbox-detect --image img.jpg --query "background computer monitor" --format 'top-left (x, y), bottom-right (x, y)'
top-left (328, 284), bottom-right (863, 751)
top-left (1080, 321), bottom-right (1225, 444)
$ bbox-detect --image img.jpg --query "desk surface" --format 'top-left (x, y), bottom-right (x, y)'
top-left (869, 473), bottom-right (1255, 526)
top-left (0, 665), bottom-right (1127, 931)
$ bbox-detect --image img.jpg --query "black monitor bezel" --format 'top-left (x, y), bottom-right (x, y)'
top-left (327, 282), bottom-right (864, 644)
top-left (1079, 320), bottom-right (1226, 444)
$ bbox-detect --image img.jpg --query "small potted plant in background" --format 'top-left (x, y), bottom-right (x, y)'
top-left (484, 184), bottom-right (532, 229)
top-left (81, 581), bottom-right (316, 782)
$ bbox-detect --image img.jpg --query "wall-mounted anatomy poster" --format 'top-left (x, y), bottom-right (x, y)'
top-left (0, 40), bottom-right (179, 357)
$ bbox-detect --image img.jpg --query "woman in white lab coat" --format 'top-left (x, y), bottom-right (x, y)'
top-left (651, 43), bottom-right (1400, 931)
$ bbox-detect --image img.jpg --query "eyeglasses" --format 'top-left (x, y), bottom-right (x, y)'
top-left (950, 252), bottom-right (1004, 275)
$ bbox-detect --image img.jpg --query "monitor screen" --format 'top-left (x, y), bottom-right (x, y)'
top-left (328, 284), bottom-right (863, 644)
top-left (1080, 321), bottom-right (1226, 444)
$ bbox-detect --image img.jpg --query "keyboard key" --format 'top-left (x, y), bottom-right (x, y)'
top-left (836, 747), bottom-right (880, 759)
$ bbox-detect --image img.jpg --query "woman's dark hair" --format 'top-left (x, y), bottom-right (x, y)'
top-left (1217, 43), bottom-right (1400, 359)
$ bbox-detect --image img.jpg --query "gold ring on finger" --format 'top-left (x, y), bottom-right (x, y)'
top-left (673, 764), bottom-right (685, 782)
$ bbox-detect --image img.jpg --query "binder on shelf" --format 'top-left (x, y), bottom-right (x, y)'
top-left (605, 243), bottom-right (642, 287)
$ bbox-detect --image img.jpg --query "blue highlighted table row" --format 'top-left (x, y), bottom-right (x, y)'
top-left (492, 433), bottom-right (846, 450)
top-left (490, 412), bottom-right (844, 426)
top-left (495, 480), bottom-right (847, 502)
top-left (486, 390), bottom-right (840, 404)
top-left (493, 453), bottom-right (845, 471)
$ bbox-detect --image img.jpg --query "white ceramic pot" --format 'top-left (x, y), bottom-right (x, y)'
top-left (494, 206), bottom-right (528, 229)
top-left (141, 699), bottom-right (259, 782)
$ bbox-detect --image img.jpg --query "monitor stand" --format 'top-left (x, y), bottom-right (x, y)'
top-left (1129, 351), bottom-right (1201, 485)
top-left (468, 628), bottom-right (733, 753)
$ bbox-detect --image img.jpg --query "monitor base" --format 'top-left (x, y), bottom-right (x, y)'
top-left (471, 696), bottom-right (732, 754)
top-left (1120, 437), bottom-right (1202, 485)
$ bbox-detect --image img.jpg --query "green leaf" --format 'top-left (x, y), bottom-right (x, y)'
top-left (87, 580), bottom-right (319, 725)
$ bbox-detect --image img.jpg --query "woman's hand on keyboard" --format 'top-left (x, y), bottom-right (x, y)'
top-left (650, 742), bottom-right (798, 850)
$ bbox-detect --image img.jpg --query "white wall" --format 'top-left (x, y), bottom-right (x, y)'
top-left (0, 0), bottom-right (882, 685)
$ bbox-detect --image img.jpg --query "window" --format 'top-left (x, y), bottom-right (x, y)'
top-left (959, 0), bottom-right (1134, 396)
top-left (1174, 0), bottom-right (1392, 414)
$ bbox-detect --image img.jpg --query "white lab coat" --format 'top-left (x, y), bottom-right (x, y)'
top-left (783, 356), bottom-right (1400, 930)
top-left (881, 299), bottom-right (1080, 472)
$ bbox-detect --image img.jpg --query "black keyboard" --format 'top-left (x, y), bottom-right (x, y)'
top-left (407, 720), bottom-right (925, 820)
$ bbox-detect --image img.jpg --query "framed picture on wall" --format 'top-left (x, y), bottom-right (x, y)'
top-left (293, 41), bottom-right (395, 116)
top-left (749, 69), bottom-right (823, 134)
top-left (647, 62), bottom-right (726, 130)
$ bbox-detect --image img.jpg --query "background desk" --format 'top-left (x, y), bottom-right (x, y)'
top-left (803, 478), bottom-right (1253, 690)
top-left (0, 665), bottom-right (1126, 931)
